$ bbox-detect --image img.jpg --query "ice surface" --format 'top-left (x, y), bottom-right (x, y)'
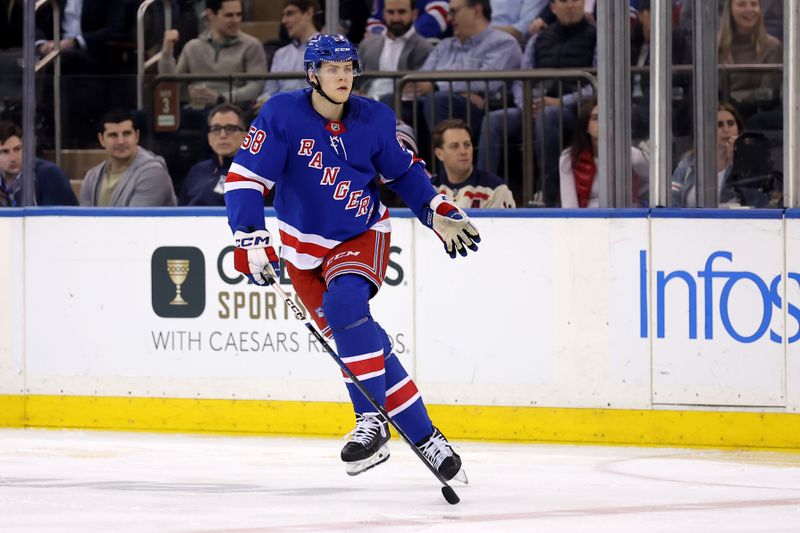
top-left (1, 429), bottom-right (799, 532)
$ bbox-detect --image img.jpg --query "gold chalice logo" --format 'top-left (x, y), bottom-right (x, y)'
top-left (166, 259), bottom-right (190, 305)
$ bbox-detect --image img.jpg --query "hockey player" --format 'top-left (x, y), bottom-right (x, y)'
top-left (224, 34), bottom-right (478, 481)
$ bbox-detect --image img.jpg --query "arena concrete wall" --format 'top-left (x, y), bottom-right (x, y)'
top-left (0, 208), bottom-right (798, 448)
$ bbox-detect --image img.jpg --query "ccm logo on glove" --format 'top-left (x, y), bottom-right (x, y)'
top-left (236, 235), bottom-right (271, 248)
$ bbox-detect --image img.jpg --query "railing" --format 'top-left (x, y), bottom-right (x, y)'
top-left (150, 65), bottom-right (790, 208)
top-left (396, 70), bottom-right (598, 206)
top-left (152, 70), bottom-right (597, 207)
top-left (137, 0), bottom-right (173, 109)
top-left (34, 0), bottom-right (61, 166)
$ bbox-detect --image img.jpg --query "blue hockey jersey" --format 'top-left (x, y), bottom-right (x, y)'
top-left (225, 88), bottom-right (437, 270)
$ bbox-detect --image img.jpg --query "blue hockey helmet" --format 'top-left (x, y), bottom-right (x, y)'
top-left (304, 34), bottom-right (362, 76)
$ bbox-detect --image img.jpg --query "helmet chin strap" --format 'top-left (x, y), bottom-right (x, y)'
top-left (307, 71), bottom-right (350, 106)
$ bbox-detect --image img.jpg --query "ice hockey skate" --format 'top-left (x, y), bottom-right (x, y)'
top-left (416, 426), bottom-right (468, 484)
top-left (341, 412), bottom-right (391, 476)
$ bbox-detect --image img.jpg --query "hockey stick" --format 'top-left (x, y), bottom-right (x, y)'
top-left (267, 280), bottom-right (460, 505)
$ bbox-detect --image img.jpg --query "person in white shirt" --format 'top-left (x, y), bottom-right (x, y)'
top-left (357, 0), bottom-right (433, 102)
top-left (560, 99), bottom-right (650, 208)
top-left (255, 0), bottom-right (321, 109)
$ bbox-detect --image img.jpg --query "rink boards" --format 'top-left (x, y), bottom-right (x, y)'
top-left (1, 208), bottom-right (799, 448)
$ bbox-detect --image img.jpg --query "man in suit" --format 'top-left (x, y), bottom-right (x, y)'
top-left (35, 0), bottom-right (131, 146)
top-left (357, 0), bottom-right (433, 102)
top-left (35, 0), bottom-right (128, 66)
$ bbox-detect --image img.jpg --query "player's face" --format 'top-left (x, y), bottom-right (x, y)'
top-left (209, 0), bottom-right (242, 39)
top-left (384, 0), bottom-right (415, 38)
top-left (313, 62), bottom-right (355, 103)
top-left (207, 111), bottom-right (246, 158)
top-left (731, 0), bottom-right (761, 33)
top-left (282, 4), bottom-right (314, 40)
top-left (99, 120), bottom-right (139, 161)
top-left (435, 127), bottom-right (473, 175)
top-left (551, 0), bottom-right (585, 26)
top-left (0, 135), bottom-right (23, 176)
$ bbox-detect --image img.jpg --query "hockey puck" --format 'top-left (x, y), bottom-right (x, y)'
top-left (442, 486), bottom-right (460, 505)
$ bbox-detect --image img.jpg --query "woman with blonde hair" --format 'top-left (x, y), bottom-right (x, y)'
top-left (717, 0), bottom-right (782, 117)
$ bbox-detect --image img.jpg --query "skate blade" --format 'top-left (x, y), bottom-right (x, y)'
top-left (452, 467), bottom-right (468, 485)
top-left (345, 445), bottom-right (390, 476)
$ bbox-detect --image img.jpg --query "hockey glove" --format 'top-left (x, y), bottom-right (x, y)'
top-left (233, 228), bottom-right (280, 286)
top-left (423, 194), bottom-right (481, 258)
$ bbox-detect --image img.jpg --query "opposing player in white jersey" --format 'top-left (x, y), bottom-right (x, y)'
top-left (224, 34), bottom-right (478, 481)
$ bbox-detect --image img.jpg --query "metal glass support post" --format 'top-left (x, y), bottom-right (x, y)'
top-left (597, 0), bottom-right (632, 207)
top-left (34, 0), bottom-right (61, 168)
top-left (785, 0), bottom-right (800, 207)
top-left (22, 0), bottom-right (37, 206)
top-left (693, 0), bottom-right (718, 207)
top-left (650, 0), bottom-right (673, 207)
top-left (137, 0), bottom-right (173, 109)
top-left (521, 81), bottom-right (534, 206)
top-left (325, 0), bottom-right (339, 34)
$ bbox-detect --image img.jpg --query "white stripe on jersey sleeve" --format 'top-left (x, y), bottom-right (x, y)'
top-left (229, 162), bottom-right (275, 189)
top-left (224, 181), bottom-right (264, 194)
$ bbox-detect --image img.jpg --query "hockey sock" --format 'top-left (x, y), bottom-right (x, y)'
top-left (375, 322), bottom-right (434, 444)
top-left (322, 274), bottom-right (386, 414)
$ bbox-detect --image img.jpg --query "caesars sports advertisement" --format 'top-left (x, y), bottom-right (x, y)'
top-left (19, 214), bottom-right (414, 401)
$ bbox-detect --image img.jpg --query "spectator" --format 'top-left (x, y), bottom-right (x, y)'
top-left (35, 0), bottom-right (131, 145)
top-left (431, 118), bottom-right (515, 208)
top-left (679, 0), bottom-right (782, 41)
top-left (528, 0), bottom-right (596, 36)
top-left (559, 100), bottom-right (650, 208)
top-left (358, 0), bottom-right (434, 102)
top-left (718, 0), bottom-right (782, 119)
top-left (256, 0), bottom-right (321, 110)
top-left (671, 101), bottom-right (743, 207)
top-left (179, 103), bottom-right (247, 206)
top-left (630, 0), bottom-right (692, 140)
top-left (405, 0), bottom-right (522, 157)
top-left (80, 109), bottom-right (176, 207)
top-left (0, 121), bottom-right (77, 207)
top-left (366, 0), bottom-right (451, 39)
top-left (479, 0), bottom-right (596, 206)
top-left (491, 0), bottom-right (547, 44)
top-left (529, 0), bottom-right (644, 36)
top-left (158, 0), bottom-right (267, 110)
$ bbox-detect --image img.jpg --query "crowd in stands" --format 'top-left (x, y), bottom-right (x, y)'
top-left (0, 0), bottom-right (788, 209)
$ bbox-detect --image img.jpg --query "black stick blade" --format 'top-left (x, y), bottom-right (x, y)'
top-left (442, 486), bottom-right (460, 505)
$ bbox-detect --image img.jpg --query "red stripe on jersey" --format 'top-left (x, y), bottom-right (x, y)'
top-left (225, 172), bottom-right (258, 184)
top-left (225, 172), bottom-right (271, 196)
top-left (385, 379), bottom-right (419, 412)
top-left (279, 230), bottom-right (333, 259)
top-left (339, 354), bottom-right (385, 379)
